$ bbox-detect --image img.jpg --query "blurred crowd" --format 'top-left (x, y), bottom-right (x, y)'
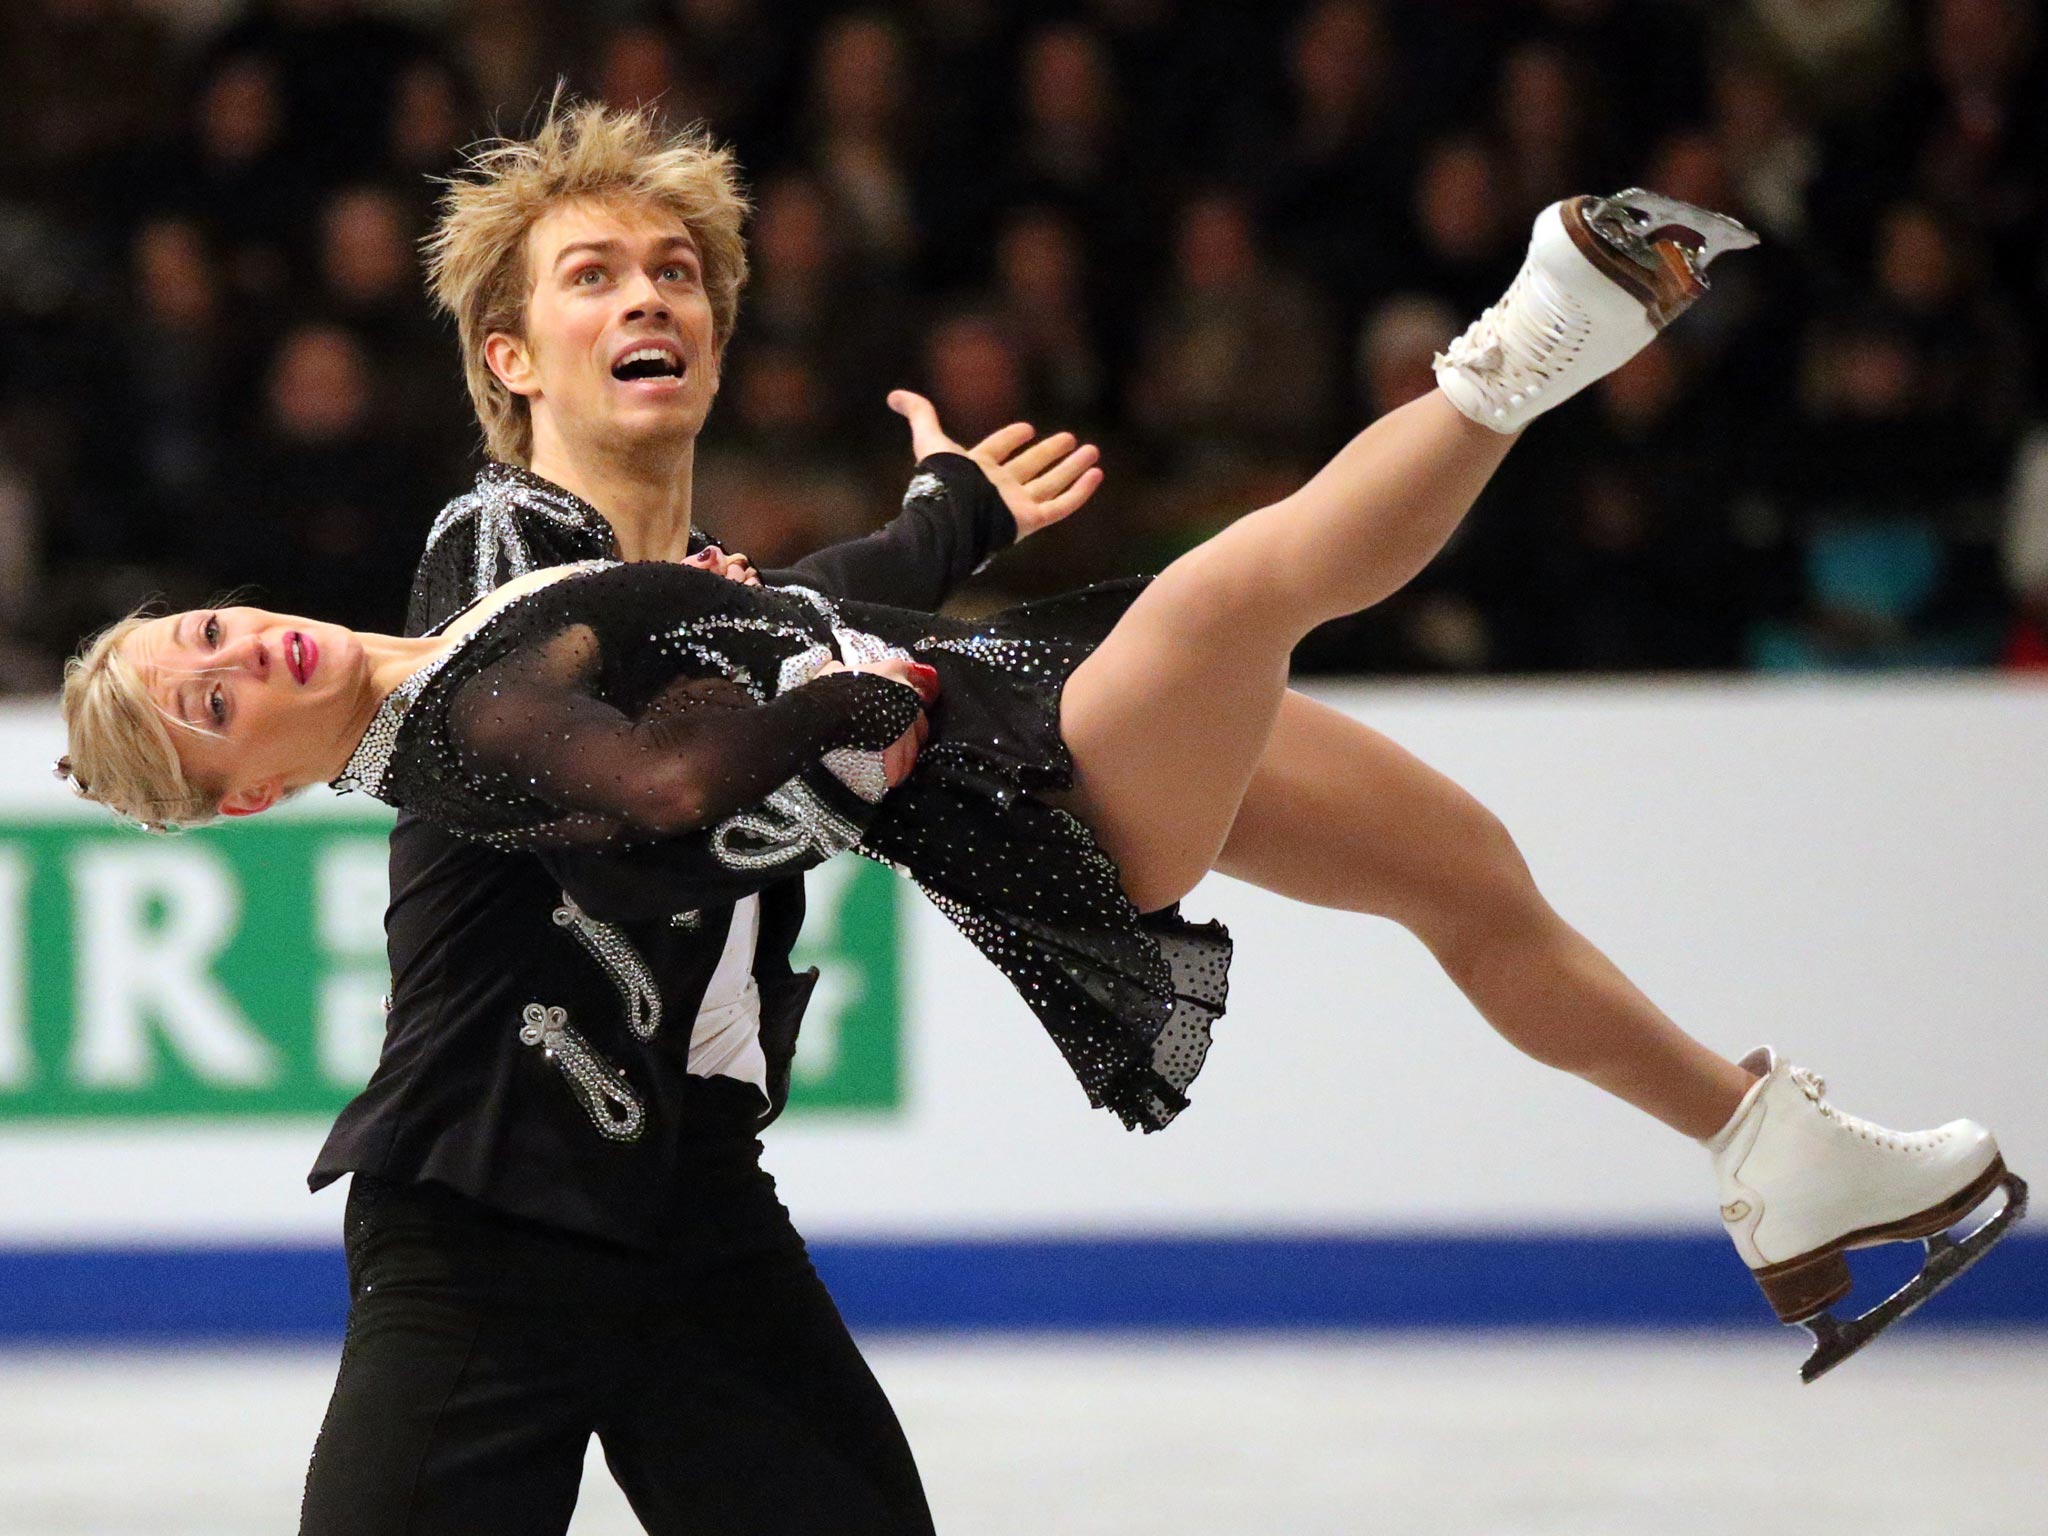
top-left (1, 0), bottom-right (2045, 689)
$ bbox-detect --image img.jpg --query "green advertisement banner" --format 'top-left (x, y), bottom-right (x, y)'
top-left (0, 815), bottom-right (901, 1121)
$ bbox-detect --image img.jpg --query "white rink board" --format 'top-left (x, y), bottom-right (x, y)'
top-left (3, 676), bottom-right (2045, 1244)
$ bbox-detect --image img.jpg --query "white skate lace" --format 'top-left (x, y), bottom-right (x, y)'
top-left (1435, 259), bottom-right (1587, 410)
top-left (1790, 1066), bottom-right (1944, 1153)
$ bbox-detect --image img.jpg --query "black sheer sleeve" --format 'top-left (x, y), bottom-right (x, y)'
top-left (760, 452), bottom-right (1014, 609)
top-left (446, 640), bottom-right (922, 849)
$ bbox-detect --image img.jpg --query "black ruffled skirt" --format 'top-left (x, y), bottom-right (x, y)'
top-left (845, 580), bottom-right (1232, 1131)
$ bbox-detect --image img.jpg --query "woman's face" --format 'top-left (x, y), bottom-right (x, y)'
top-left (121, 606), bottom-right (373, 816)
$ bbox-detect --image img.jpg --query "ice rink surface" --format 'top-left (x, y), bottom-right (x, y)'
top-left (2, 1332), bottom-right (2043, 1536)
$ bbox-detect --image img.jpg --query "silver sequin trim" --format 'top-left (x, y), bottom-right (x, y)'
top-left (552, 893), bottom-right (663, 1040)
top-left (778, 584), bottom-right (842, 627)
top-left (710, 779), bottom-right (864, 871)
top-left (912, 633), bottom-right (1051, 670)
top-left (775, 625), bottom-right (910, 696)
top-left (821, 747), bottom-right (889, 804)
top-left (650, 612), bottom-right (832, 704)
top-left (778, 642), bottom-right (834, 695)
top-left (833, 626), bottom-right (909, 670)
top-left (331, 651), bottom-right (458, 797)
top-left (424, 464), bottom-right (615, 607)
top-left (517, 1002), bottom-right (645, 1142)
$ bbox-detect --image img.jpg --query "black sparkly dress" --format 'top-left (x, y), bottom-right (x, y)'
top-left (335, 559), bottom-right (1230, 1131)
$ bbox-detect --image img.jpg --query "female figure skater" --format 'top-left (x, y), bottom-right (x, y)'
top-left (61, 190), bottom-right (2021, 1378)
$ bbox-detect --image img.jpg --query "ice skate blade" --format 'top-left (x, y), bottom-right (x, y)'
top-left (1795, 1166), bottom-right (2028, 1384)
top-left (1563, 189), bottom-right (1759, 328)
top-left (1753, 1153), bottom-right (2012, 1323)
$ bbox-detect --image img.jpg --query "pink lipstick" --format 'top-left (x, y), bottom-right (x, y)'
top-left (288, 632), bottom-right (318, 684)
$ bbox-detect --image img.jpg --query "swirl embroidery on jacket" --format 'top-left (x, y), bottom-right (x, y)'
top-left (517, 1003), bottom-right (645, 1142)
top-left (552, 893), bottom-right (663, 1040)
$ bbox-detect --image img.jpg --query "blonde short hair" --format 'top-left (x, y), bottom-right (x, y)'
top-left (425, 97), bottom-right (751, 466)
top-left (59, 613), bottom-right (222, 834)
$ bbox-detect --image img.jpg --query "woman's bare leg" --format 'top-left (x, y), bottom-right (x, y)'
top-left (1058, 391), bottom-right (1516, 911)
top-left (1214, 692), bottom-right (1753, 1137)
top-left (1056, 191), bottom-right (1766, 914)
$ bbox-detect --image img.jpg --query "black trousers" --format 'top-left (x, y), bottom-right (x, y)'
top-left (299, 1170), bottom-right (934, 1535)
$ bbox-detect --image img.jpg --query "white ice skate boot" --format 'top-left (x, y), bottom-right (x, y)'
top-left (1434, 189), bottom-right (1759, 433)
top-left (1705, 1047), bottom-right (2027, 1381)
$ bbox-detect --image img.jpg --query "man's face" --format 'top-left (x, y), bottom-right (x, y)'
top-left (491, 199), bottom-right (721, 458)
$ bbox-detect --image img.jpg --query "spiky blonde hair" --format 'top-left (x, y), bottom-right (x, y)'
top-left (424, 98), bottom-right (751, 465)
top-left (59, 613), bottom-right (222, 834)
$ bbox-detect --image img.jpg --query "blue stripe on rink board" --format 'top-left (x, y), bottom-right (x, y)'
top-left (0, 1233), bottom-right (2042, 1343)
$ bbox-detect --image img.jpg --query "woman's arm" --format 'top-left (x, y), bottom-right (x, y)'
top-left (452, 665), bottom-right (925, 845)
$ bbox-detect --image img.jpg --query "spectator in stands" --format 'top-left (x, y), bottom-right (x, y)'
top-left (1357, 294), bottom-right (1457, 420)
top-left (211, 323), bottom-right (421, 634)
top-left (922, 309), bottom-right (1033, 453)
top-left (1400, 136), bottom-right (1520, 318)
top-left (157, 53), bottom-right (308, 308)
top-left (1251, 0), bottom-right (1411, 318)
top-left (1755, 201), bottom-right (2021, 672)
top-left (316, 184), bottom-right (470, 473)
top-left (993, 205), bottom-right (1112, 428)
top-left (1911, 0), bottom-right (2046, 313)
top-left (385, 57), bottom-right (475, 208)
top-left (77, 218), bottom-right (245, 567)
top-left (1007, 21), bottom-right (1162, 313)
top-left (694, 339), bottom-right (876, 571)
top-left (1868, 200), bottom-right (2029, 444)
top-left (1729, 0), bottom-right (1909, 121)
top-left (1298, 292), bottom-right (1498, 674)
top-left (1539, 346), bottom-right (1754, 672)
top-left (1709, 50), bottom-right (1820, 247)
top-left (739, 170), bottom-right (912, 447)
top-left (447, 0), bottom-right (571, 126)
top-left (2000, 419), bottom-right (2048, 667)
top-left (1131, 190), bottom-right (1336, 466)
top-left (5, 3), bottom-right (2045, 690)
top-left (596, 22), bottom-right (685, 122)
top-left (204, 0), bottom-right (440, 187)
top-left (1492, 40), bottom-right (1617, 226)
top-left (804, 13), bottom-right (919, 272)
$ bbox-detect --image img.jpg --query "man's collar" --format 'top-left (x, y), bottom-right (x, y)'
top-left (476, 460), bottom-right (617, 538)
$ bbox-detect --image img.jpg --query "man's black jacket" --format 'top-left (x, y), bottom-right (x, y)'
top-left (309, 455), bottom-right (1011, 1246)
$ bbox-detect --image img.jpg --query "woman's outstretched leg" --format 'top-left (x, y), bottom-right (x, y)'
top-left (1215, 692), bottom-right (1753, 1137)
top-left (1218, 691), bottom-right (2023, 1366)
top-left (1058, 391), bottom-right (1516, 911)
top-left (1057, 191), bottom-right (1758, 912)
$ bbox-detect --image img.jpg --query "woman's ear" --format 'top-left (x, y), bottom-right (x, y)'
top-left (217, 778), bottom-right (283, 819)
top-left (484, 331), bottom-right (540, 398)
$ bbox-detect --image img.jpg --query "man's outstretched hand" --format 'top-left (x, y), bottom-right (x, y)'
top-left (887, 389), bottom-right (1103, 543)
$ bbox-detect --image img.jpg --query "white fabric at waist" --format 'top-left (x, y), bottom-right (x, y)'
top-left (687, 894), bottom-right (767, 1102)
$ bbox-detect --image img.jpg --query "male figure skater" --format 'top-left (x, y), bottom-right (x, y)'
top-left (298, 102), bottom-right (1098, 1535)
